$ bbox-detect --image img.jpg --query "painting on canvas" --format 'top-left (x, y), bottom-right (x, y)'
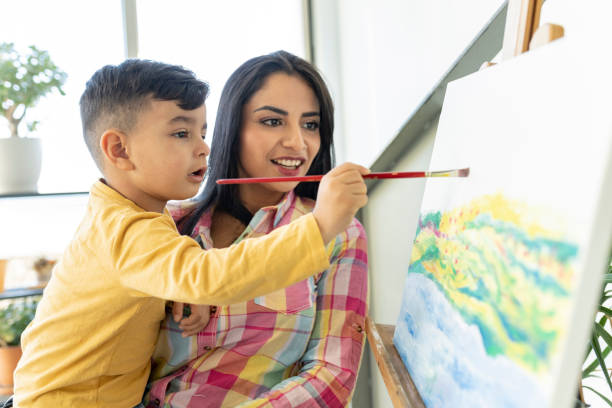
top-left (393, 31), bottom-right (612, 408)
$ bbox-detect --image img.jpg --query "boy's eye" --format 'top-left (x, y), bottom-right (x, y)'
top-left (172, 130), bottom-right (189, 138)
top-left (201, 133), bottom-right (206, 140)
top-left (262, 118), bottom-right (282, 127)
top-left (303, 121), bottom-right (319, 131)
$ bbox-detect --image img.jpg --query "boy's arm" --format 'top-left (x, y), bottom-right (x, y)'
top-left (116, 162), bottom-right (369, 306)
top-left (117, 212), bottom-right (327, 305)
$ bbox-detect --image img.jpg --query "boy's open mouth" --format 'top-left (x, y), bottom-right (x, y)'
top-left (190, 168), bottom-right (205, 177)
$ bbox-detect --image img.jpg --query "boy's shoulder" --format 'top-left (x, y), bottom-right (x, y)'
top-left (86, 181), bottom-right (175, 242)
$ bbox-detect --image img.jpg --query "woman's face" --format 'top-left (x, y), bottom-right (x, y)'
top-left (238, 72), bottom-right (321, 206)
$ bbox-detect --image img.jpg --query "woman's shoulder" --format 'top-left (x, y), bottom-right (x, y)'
top-left (166, 199), bottom-right (201, 222)
top-left (339, 217), bottom-right (367, 246)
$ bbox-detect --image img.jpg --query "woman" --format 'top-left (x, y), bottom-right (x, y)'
top-left (144, 50), bottom-right (368, 408)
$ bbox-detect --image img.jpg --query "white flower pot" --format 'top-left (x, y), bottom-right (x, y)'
top-left (0, 138), bottom-right (42, 195)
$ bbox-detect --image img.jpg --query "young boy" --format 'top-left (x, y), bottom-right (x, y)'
top-left (13, 59), bottom-right (369, 407)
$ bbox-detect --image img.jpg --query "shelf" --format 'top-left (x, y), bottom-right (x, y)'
top-left (365, 317), bottom-right (425, 408)
top-left (0, 287), bottom-right (44, 301)
top-left (0, 191), bottom-right (88, 199)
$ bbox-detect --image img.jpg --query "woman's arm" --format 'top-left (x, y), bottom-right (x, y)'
top-left (238, 219), bottom-right (368, 408)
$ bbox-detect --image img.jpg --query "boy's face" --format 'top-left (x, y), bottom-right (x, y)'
top-left (124, 99), bottom-right (209, 211)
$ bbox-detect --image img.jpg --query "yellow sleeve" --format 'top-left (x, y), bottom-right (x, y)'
top-left (114, 212), bottom-right (330, 305)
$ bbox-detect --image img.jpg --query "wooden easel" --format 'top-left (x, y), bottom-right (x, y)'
top-left (500, 0), bottom-right (564, 60)
top-left (365, 318), bottom-right (425, 407)
top-left (365, 1), bottom-right (564, 406)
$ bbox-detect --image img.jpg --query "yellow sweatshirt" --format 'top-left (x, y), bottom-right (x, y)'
top-left (14, 181), bottom-right (330, 407)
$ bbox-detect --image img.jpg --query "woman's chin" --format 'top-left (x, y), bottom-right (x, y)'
top-left (259, 180), bottom-right (299, 194)
top-left (275, 165), bottom-right (302, 177)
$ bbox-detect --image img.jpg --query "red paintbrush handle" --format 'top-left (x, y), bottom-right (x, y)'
top-left (364, 171), bottom-right (427, 180)
top-left (216, 175), bottom-right (324, 184)
top-left (215, 169), bottom-right (468, 185)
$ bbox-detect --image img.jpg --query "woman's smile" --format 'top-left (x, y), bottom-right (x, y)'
top-left (271, 157), bottom-right (306, 175)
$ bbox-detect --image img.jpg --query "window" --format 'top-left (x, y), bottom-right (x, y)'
top-left (136, 0), bottom-right (306, 145)
top-left (1, 0), bottom-right (306, 194)
top-left (0, 1), bottom-right (307, 260)
top-left (0, 1), bottom-right (125, 193)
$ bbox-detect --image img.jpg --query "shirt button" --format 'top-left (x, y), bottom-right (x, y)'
top-left (210, 306), bottom-right (217, 314)
top-left (154, 398), bottom-right (161, 406)
top-left (353, 323), bottom-right (363, 333)
top-left (204, 346), bottom-right (212, 350)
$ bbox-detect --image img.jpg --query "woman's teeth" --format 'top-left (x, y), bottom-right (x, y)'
top-left (272, 159), bottom-right (302, 169)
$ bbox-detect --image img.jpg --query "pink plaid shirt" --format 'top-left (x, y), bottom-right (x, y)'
top-left (144, 191), bottom-right (368, 407)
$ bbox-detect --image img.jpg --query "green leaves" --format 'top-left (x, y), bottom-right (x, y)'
top-left (0, 298), bottom-right (39, 347)
top-left (0, 42), bottom-right (67, 137)
top-left (581, 257), bottom-right (612, 406)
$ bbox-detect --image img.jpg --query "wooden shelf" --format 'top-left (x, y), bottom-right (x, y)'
top-left (365, 317), bottom-right (426, 408)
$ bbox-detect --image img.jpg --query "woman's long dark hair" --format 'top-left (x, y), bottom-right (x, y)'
top-left (178, 50), bottom-right (335, 235)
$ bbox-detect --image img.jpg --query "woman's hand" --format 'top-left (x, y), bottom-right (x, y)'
top-left (313, 162), bottom-right (369, 244)
top-left (172, 302), bottom-right (211, 337)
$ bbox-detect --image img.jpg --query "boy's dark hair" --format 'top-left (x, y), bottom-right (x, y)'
top-left (79, 59), bottom-right (209, 171)
top-left (178, 50), bottom-right (335, 235)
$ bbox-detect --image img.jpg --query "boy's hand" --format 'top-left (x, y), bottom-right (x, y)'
top-left (313, 162), bottom-right (369, 244)
top-left (172, 302), bottom-right (211, 337)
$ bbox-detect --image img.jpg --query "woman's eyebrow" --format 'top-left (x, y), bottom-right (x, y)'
top-left (253, 105), bottom-right (287, 115)
top-left (254, 105), bottom-right (320, 118)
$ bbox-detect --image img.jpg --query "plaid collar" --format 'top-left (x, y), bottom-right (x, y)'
top-left (190, 190), bottom-right (305, 250)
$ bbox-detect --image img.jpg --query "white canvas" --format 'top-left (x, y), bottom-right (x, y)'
top-left (393, 23), bottom-right (612, 408)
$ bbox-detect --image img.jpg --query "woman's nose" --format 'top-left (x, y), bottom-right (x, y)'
top-left (281, 126), bottom-right (306, 150)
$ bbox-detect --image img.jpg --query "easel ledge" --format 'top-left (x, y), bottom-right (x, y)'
top-left (365, 317), bottom-right (425, 408)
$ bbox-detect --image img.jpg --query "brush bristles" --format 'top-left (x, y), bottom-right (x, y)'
top-left (458, 167), bottom-right (470, 177)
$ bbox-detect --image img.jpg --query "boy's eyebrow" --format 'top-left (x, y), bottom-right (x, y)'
top-left (254, 105), bottom-right (320, 118)
top-left (169, 115), bottom-right (196, 125)
top-left (169, 115), bottom-right (207, 131)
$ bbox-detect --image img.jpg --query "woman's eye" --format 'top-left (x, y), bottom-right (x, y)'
top-left (303, 121), bottom-right (319, 130)
top-left (172, 130), bottom-right (189, 138)
top-left (262, 118), bottom-right (282, 127)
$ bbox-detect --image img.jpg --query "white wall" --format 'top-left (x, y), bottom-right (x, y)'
top-left (363, 125), bottom-right (437, 407)
top-left (311, 0), bottom-right (607, 407)
top-left (311, 1), bottom-right (503, 406)
top-left (0, 194), bottom-right (88, 259)
top-left (312, 0), bottom-right (504, 167)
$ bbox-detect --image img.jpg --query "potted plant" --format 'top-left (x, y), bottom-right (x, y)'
top-left (0, 42), bottom-right (67, 194)
top-left (32, 257), bottom-right (56, 286)
top-left (0, 297), bottom-right (39, 395)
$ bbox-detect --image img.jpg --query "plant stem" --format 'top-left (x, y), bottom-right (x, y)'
top-left (4, 104), bottom-right (22, 138)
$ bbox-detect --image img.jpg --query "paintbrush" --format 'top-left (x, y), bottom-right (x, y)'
top-left (216, 167), bottom-right (470, 184)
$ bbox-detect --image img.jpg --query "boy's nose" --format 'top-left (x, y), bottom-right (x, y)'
top-left (196, 137), bottom-right (210, 157)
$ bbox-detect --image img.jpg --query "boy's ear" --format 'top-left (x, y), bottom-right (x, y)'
top-left (100, 129), bottom-right (134, 171)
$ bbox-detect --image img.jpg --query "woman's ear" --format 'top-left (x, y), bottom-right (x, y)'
top-left (100, 129), bottom-right (134, 171)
